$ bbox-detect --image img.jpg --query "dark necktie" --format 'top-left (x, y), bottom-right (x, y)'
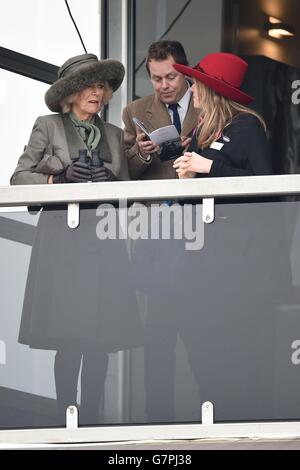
top-left (168, 103), bottom-right (181, 135)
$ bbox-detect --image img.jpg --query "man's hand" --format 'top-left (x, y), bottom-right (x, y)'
top-left (53, 161), bottom-right (91, 183)
top-left (136, 128), bottom-right (159, 158)
top-left (173, 151), bottom-right (213, 179)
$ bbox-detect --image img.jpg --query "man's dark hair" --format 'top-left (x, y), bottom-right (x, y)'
top-left (145, 40), bottom-right (188, 75)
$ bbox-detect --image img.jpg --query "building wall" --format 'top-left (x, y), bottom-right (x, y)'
top-left (223, 0), bottom-right (300, 68)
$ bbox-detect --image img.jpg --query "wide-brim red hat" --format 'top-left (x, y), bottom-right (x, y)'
top-left (173, 52), bottom-right (253, 105)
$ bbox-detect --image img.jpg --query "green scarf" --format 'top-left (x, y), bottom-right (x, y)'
top-left (69, 112), bottom-right (101, 152)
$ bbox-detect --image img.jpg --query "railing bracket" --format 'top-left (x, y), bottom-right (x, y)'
top-left (202, 198), bottom-right (215, 224)
top-left (66, 405), bottom-right (78, 429)
top-left (201, 401), bottom-right (214, 425)
top-left (67, 203), bottom-right (80, 229)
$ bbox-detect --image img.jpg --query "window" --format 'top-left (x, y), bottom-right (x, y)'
top-left (0, 0), bottom-right (100, 65)
top-left (134, 0), bottom-right (223, 98)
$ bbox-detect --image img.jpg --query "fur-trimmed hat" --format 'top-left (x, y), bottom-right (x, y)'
top-left (45, 53), bottom-right (125, 112)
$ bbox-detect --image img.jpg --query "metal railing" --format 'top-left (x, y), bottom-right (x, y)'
top-left (0, 174), bottom-right (300, 207)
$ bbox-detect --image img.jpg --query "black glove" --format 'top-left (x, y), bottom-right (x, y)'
top-left (158, 140), bottom-right (184, 161)
top-left (91, 167), bottom-right (116, 182)
top-left (53, 161), bottom-right (91, 183)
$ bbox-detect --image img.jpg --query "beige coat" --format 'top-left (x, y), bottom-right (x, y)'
top-left (122, 93), bottom-right (198, 180)
top-left (11, 113), bottom-right (129, 185)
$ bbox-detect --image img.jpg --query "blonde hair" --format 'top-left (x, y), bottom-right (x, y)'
top-left (194, 80), bottom-right (266, 149)
top-left (60, 82), bottom-right (113, 114)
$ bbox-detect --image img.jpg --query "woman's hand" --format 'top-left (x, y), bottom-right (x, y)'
top-left (173, 151), bottom-right (213, 179)
top-left (180, 135), bottom-right (192, 150)
top-left (52, 161), bottom-right (91, 184)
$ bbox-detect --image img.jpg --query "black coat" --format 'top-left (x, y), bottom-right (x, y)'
top-left (133, 114), bottom-right (273, 295)
top-left (189, 113), bottom-right (273, 177)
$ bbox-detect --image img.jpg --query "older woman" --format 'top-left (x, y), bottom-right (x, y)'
top-left (172, 52), bottom-right (272, 178)
top-left (10, 54), bottom-right (143, 426)
top-left (11, 53), bottom-right (128, 184)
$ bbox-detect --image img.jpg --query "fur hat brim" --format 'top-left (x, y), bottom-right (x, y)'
top-left (45, 59), bottom-right (125, 112)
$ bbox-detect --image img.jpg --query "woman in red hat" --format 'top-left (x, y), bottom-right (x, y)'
top-left (171, 55), bottom-right (281, 421)
top-left (172, 52), bottom-right (272, 177)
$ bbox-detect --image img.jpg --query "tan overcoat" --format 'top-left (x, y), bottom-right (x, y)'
top-left (122, 93), bottom-right (198, 180)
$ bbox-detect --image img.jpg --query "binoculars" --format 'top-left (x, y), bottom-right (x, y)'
top-left (78, 149), bottom-right (103, 168)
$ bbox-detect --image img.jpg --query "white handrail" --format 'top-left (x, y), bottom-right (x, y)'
top-left (1, 174), bottom-right (300, 207)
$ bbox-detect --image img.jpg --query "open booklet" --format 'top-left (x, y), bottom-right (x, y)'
top-left (133, 117), bottom-right (180, 145)
top-left (133, 117), bottom-right (183, 160)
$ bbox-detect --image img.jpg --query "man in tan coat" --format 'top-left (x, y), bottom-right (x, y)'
top-left (122, 40), bottom-right (198, 180)
top-left (123, 41), bottom-right (199, 422)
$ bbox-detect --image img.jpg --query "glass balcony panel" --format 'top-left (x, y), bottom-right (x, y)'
top-left (0, 198), bottom-right (299, 428)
